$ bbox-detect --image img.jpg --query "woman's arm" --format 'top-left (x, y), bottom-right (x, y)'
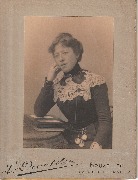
top-left (34, 79), bottom-right (56, 117)
top-left (34, 63), bottom-right (61, 117)
top-left (91, 83), bottom-right (112, 149)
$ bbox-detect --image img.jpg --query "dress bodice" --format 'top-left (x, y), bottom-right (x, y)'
top-left (53, 64), bottom-right (106, 128)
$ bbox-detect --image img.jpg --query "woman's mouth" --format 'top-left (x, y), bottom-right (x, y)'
top-left (61, 64), bottom-right (66, 68)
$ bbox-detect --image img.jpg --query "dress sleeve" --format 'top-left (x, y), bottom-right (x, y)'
top-left (92, 83), bottom-right (112, 148)
top-left (34, 78), bottom-right (56, 117)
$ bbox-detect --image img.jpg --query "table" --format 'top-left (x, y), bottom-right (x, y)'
top-left (23, 114), bottom-right (66, 148)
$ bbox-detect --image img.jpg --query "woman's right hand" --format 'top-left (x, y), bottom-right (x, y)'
top-left (47, 63), bottom-right (61, 82)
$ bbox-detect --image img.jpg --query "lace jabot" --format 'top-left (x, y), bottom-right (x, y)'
top-left (53, 69), bottom-right (105, 103)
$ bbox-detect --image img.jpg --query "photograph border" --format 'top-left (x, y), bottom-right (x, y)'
top-left (0, 0), bottom-right (136, 178)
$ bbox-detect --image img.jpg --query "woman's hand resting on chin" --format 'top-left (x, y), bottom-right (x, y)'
top-left (47, 63), bottom-right (61, 82)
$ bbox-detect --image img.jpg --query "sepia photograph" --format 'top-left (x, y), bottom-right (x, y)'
top-left (0, 0), bottom-right (136, 179)
top-left (23, 16), bottom-right (113, 149)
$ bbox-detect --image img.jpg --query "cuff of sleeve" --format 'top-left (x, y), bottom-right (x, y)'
top-left (44, 77), bottom-right (53, 86)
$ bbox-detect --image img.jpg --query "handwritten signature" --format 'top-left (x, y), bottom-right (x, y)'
top-left (2, 157), bottom-right (78, 176)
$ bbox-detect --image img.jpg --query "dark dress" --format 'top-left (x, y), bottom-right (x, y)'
top-left (34, 64), bottom-right (112, 149)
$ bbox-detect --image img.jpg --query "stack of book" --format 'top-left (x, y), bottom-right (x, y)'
top-left (29, 115), bottom-right (67, 132)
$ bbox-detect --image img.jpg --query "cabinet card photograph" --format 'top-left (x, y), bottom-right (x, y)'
top-left (0, 0), bottom-right (136, 179)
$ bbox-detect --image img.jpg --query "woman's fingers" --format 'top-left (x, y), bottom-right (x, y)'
top-left (47, 63), bottom-right (61, 81)
top-left (51, 63), bottom-right (58, 69)
top-left (53, 64), bottom-right (61, 72)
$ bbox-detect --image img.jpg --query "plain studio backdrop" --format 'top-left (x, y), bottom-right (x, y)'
top-left (24, 16), bottom-right (114, 121)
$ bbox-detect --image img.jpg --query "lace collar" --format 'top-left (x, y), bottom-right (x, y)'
top-left (53, 70), bottom-right (105, 103)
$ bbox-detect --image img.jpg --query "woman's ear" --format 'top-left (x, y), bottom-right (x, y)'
top-left (76, 54), bottom-right (79, 61)
top-left (77, 55), bottom-right (81, 62)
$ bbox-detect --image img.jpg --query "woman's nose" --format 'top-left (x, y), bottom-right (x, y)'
top-left (59, 54), bottom-right (64, 62)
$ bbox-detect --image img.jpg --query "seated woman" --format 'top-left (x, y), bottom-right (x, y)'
top-left (34, 32), bottom-right (112, 149)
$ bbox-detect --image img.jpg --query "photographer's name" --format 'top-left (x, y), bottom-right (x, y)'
top-left (2, 157), bottom-right (78, 176)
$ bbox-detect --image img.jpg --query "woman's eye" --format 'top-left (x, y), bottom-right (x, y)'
top-left (54, 54), bottom-right (59, 58)
top-left (63, 51), bottom-right (68, 54)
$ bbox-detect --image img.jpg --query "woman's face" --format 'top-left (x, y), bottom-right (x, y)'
top-left (53, 43), bottom-right (78, 73)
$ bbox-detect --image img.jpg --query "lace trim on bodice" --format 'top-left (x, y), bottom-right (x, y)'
top-left (53, 70), bottom-right (105, 102)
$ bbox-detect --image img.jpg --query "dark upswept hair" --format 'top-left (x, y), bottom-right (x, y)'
top-left (48, 33), bottom-right (84, 62)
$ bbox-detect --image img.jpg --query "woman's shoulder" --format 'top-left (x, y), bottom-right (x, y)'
top-left (82, 69), bottom-right (106, 87)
